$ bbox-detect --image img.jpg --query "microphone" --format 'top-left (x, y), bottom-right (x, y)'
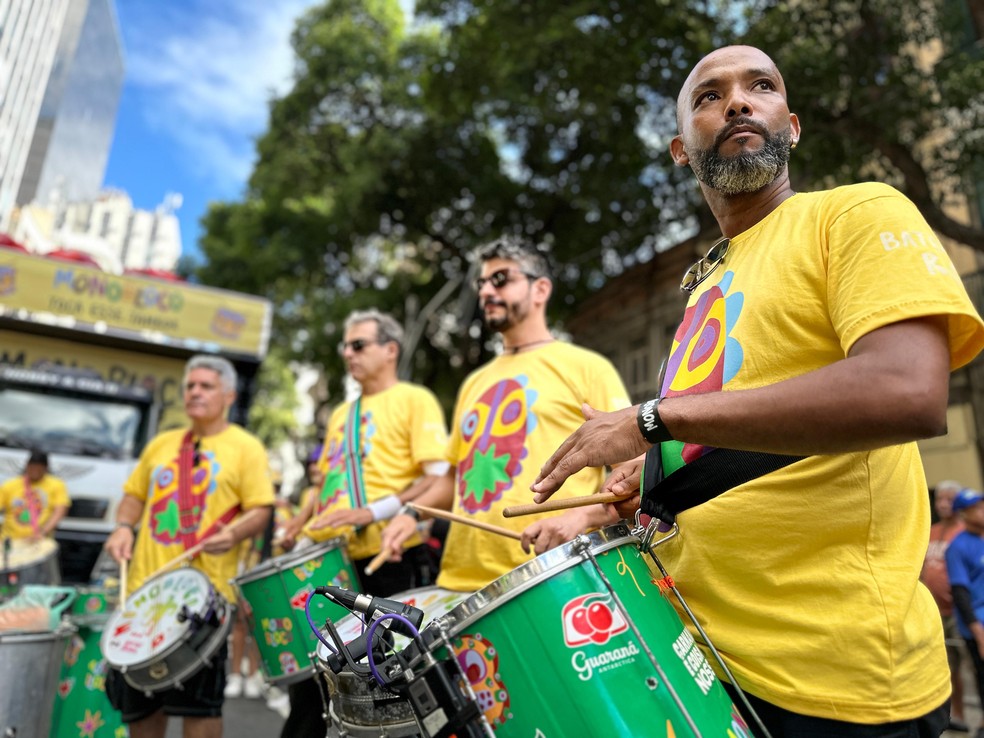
top-left (319, 585), bottom-right (424, 639)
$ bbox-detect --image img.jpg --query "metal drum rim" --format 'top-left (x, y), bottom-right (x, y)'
top-left (426, 523), bottom-right (636, 640)
top-left (120, 603), bottom-right (232, 692)
top-left (232, 536), bottom-right (348, 584)
top-left (0, 622), bottom-right (77, 642)
top-left (101, 567), bottom-right (219, 669)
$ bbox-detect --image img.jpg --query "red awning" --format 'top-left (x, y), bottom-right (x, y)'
top-left (125, 268), bottom-right (183, 282)
top-left (46, 248), bottom-right (102, 269)
top-left (0, 233), bottom-right (28, 251)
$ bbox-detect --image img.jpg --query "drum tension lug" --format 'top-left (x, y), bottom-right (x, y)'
top-left (570, 534), bottom-right (591, 555)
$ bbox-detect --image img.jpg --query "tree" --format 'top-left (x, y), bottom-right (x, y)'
top-left (247, 350), bottom-right (301, 449)
top-left (197, 0), bottom-right (984, 409)
top-left (744, 0), bottom-right (984, 250)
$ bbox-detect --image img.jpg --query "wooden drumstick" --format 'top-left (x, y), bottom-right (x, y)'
top-left (144, 510), bottom-right (261, 580)
top-left (502, 491), bottom-right (632, 518)
top-left (119, 558), bottom-right (128, 606)
top-left (410, 503), bottom-right (523, 541)
top-left (364, 548), bottom-right (390, 576)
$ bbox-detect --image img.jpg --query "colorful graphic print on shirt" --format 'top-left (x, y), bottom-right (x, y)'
top-left (457, 375), bottom-right (538, 514)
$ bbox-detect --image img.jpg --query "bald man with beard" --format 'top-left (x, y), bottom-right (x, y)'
top-left (533, 45), bottom-right (984, 737)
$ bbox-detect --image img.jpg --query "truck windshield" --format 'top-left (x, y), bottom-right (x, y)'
top-left (0, 387), bottom-right (145, 459)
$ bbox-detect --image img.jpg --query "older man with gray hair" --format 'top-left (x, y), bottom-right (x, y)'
top-left (276, 308), bottom-right (450, 738)
top-left (103, 354), bottom-right (274, 738)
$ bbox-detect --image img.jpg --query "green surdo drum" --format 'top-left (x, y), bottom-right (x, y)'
top-left (50, 588), bottom-right (128, 738)
top-left (234, 537), bottom-right (357, 685)
top-left (419, 524), bottom-right (753, 738)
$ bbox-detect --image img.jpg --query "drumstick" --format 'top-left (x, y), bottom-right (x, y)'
top-left (144, 510), bottom-right (262, 580)
top-left (119, 558), bottom-right (128, 606)
top-left (502, 491), bottom-right (633, 518)
top-left (364, 548), bottom-right (390, 576)
top-left (410, 503), bottom-right (523, 541)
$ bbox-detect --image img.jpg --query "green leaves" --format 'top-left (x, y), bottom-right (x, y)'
top-left (197, 0), bottom-right (984, 408)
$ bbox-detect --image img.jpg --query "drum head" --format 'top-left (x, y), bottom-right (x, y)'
top-left (101, 568), bottom-right (216, 667)
top-left (0, 538), bottom-right (57, 572)
top-left (271, 536), bottom-right (348, 570)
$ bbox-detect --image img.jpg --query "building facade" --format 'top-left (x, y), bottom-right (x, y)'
top-left (0, 0), bottom-right (72, 229)
top-left (12, 190), bottom-right (182, 273)
top-left (16, 0), bottom-right (124, 208)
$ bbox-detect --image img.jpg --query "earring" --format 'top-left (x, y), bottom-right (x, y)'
top-left (790, 140), bottom-right (798, 150)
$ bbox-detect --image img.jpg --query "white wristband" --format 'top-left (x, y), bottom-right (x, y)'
top-left (367, 494), bottom-right (402, 522)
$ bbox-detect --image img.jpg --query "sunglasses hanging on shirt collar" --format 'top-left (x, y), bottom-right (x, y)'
top-left (680, 237), bottom-right (731, 293)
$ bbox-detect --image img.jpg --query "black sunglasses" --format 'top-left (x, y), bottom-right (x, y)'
top-left (680, 237), bottom-right (730, 293)
top-left (473, 268), bottom-right (538, 292)
top-left (338, 338), bottom-right (390, 355)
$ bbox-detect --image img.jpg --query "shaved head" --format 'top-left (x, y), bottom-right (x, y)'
top-left (677, 46), bottom-right (786, 130)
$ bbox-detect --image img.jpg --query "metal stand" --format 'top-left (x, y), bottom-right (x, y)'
top-left (632, 514), bottom-right (773, 738)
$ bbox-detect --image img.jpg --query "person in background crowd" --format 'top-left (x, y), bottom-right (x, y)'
top-left (922, 480), bottom-right (969, 732)
top-left (946, 488), bottom-right (984, 738)
top-left (0, 449), bottom-right (70, 541)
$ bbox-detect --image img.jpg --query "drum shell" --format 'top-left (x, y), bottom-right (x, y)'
top-left (0, 624), bottom-right (76, 738)
top-left (234, 538), bottom-right (357, 685)
top-left (50, 589), bottom-right (125, 738)
top-left (420, 525), bottom-right (750, 738)
top-left (324, 670), bottom-right (421, 738)
top-left (0, 538), bottom-right (61, 587)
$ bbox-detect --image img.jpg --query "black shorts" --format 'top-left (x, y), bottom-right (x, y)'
top-left (106, 642), bottom-right (228, 721)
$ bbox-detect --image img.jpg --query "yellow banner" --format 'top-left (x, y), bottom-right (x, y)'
top-left (0, 251), bottom-right (271, 359)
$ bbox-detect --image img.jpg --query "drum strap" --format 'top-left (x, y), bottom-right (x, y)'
top-left (20, 476), bottom-right (41, 535)
top-left (639, 445), bottom-right (806, 524)
top-left (177, 431), bottom-right (199, 550)
top-left (177, 431), bottom-right (242, 548)
top-left (341, 396), bottom-right (368, 508)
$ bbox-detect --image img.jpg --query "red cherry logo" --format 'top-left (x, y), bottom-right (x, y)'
top-left (571, 608), bottom-right (593, 635)
top-left (586, 602), bottom-right (613, 632)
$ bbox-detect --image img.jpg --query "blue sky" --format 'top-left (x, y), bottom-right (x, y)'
top-left (103, 0), bottom-right (412, 264)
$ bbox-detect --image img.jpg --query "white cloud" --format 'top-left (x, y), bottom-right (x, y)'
top-left (118, 0), bottom-right (417, 197)
top-left (120, 0), bottom-right (316, 192)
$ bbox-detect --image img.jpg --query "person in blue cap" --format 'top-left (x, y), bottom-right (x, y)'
top-left (946, 487), bottom-right (984, 738)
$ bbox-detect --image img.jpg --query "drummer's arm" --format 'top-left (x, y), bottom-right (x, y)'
top-left (104, 494), bottom-right (146, 562)
top-left (380, 469), bottom-right (455, 560)
top-left (280, 494), bottom-right (316, 546)
top-left (520, 503), bottom-right (620, 555)
top-left (201, 506), bottom-right (273, 555)
top-left (38, 504), bottom-right (69, 538)
top-left (398, 461), bottom-right (452, 504)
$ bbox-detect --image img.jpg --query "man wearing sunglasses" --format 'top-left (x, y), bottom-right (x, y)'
top-left (532, 46), bottom-right (984, 737)
top-left (274, 309), bottom-right (449, 737)
top-left (380, 236), bottom-right (630, 594)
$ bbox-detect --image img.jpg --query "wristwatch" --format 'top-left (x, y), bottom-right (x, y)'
top-left (115, 522), bottom-right (137, 534)
top-left (397, 504), bottom-right (421, 521)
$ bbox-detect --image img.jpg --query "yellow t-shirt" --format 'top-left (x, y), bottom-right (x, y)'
top-left (657, 182), bottom-right (984, 723)
top-left (0, 473), bottom-right (70, 538)
top-left (306, 382), bottom-right (448, 560)
top-left (437, 341), bottom-right (630, 592)
top-left (124, 424), bottom-right (275, 602)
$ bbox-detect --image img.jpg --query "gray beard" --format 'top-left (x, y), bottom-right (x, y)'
top-left (690, 127), bottom-right (792, 195)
